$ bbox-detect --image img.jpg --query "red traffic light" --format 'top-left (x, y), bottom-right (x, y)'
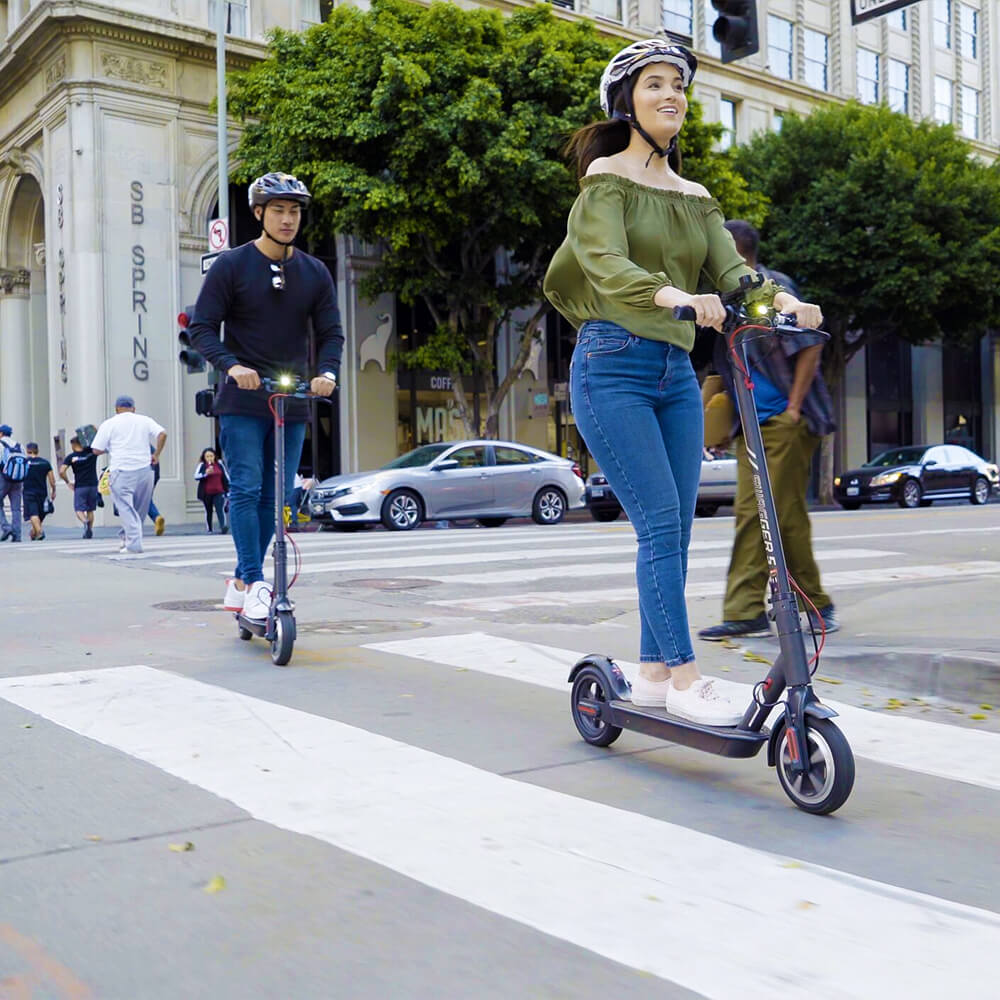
top-left (177, 311), bottom-right (190, 328)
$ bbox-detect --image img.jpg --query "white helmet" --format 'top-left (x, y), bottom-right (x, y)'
top-left (599, 39), bottom-right (698, 116)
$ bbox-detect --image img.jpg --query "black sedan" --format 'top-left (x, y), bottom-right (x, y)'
top-left (834, 444), bottom-right (999, 510)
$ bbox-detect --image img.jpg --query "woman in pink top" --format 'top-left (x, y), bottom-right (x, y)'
top-left (194, 448), bottom-right (230, 533)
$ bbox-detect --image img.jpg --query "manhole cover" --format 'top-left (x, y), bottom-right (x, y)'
top-left (335, 578), bottom-right (436, 591)
top-left (153, 599), bottom-right (224, 612)
top-left (299, 620), bottom-right (428, 635)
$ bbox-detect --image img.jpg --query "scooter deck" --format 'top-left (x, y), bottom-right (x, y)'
top-left (236, 613), bottom-right (270, 639)
top-left (607, 700), bottom-right (769, 759)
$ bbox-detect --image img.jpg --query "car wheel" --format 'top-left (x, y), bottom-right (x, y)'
top-left (381, 489), bottom-right (423, 531)
top-left (898, 479), bottom-right (922, 509)
top-left (971, 476), bottom-right (990, 505)
top-left (838, 501), bottom-right (862, 511)
top-left (590, 507), bottom-right (621, 522)
top-left (532, 487), bottom-right (566, 525)
top-left (476, 517), bottom-right (508, 528)
top-left (695, 503), bottom-right (719, 517)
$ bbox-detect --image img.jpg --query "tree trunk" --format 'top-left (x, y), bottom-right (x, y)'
top-left (818, 433), bottom-right (836, 505)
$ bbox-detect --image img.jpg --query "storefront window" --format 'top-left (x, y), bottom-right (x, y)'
top-left (396, 369), bottom-right (480, 452)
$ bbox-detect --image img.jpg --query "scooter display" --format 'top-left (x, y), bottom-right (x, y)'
top-left (234, 376), bottom-right (317, 666)
top-left (568, 275), bottom-right (856, 815)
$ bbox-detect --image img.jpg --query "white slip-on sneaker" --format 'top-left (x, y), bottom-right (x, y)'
top-left (630, 674), bottom-right (671, 707)
top-left (665, 677), bottom-right (744, 727)
top-left (223, 579), bottom-right (245, 613)
top-left (242, 581), bottom-right (272, 623)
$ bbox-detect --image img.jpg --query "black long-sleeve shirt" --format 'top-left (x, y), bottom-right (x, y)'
top-left (189, 241), bottom-right (344, 420)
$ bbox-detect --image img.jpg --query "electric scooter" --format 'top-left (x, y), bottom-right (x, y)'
top-left (234, 375), bottom-right (317, 666)
top-left (568, 275), bottom-right (856, 815)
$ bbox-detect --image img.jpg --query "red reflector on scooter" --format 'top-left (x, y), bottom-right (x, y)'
top-left (577, 704), bottom-right (597, 716)
top-left (785, 727), bottom-right (800, 763)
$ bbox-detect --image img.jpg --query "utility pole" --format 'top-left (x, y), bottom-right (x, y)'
top-left (215, 1), bottom-right (230, 248)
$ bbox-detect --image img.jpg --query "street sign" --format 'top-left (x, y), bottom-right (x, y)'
top-left (208, 217), bottom-right (229, 252)
top-left (850, 0), bottom-right (918, 25)
top-left (552, 381), bottom-right (568, 403)
top-left (200, 251), bottom-right (223, 274)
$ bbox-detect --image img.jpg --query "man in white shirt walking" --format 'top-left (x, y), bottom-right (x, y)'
top-left (91, 395), bottom-right (167, 554)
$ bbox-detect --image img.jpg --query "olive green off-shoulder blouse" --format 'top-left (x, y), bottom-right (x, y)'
top-left (543, 173), bottom-right (777, 351)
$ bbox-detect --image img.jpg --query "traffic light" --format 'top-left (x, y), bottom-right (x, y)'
top-left (711, 1), bottom-right (759, 64)
top-left (177, 307), bottom-right (206, 373)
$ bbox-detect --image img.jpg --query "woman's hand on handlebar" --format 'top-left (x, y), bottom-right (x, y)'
top-left (227, 364), bottom-right (261, 390)
top-left (681, 293), bottom-right (727, 331)
top-left (773, 293), bottom-right (823, 331)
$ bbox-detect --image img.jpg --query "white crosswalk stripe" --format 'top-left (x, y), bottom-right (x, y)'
top-left (1, 663), bottom-right (997, 999)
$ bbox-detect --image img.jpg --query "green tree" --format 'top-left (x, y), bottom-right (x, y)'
top-left (733, 100), bottom-right (1000, 391)
top-left (229, 0), bottom-right (760, 437)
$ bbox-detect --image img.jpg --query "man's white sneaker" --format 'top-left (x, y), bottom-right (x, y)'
top-left (630, 674), bottom-right (671, 707)
top-left (665, 677), bottom-right (744, 727)
top-left (242, 581), bottom-right (272, 622)
top-left (223, 579), bottom-right (245, 613)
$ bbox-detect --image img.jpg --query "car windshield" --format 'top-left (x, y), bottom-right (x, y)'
top-left (381, 444), bottom-right (452, 469)
top-left (864, 447), bottom-right (928, 468)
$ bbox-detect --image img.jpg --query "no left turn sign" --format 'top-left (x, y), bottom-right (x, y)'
top-left (209, 218), bottom-right (229, 252)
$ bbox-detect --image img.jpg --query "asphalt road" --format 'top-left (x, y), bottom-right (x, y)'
top-left (2, 503), bottom-right (999, 998)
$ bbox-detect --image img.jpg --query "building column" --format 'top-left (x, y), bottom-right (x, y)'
top-left (841, 345), bottom-right (868, 468)
top-left (0, 269), bottom-right (32, 436)
top-left (911, 342), bottom-right (944, 444)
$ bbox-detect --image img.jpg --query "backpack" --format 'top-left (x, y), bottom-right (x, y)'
top-left (1, 441), bottom-right (28, 482)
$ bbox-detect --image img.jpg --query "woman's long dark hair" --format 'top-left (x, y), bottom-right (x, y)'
top-left (199, 448), bottom-right (219, 465)
top-left (564, 80), bottom-right (683, 178)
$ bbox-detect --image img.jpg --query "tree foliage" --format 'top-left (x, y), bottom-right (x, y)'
top-left (229, 0), bottom-right (764, 435)
top-left (732, 101), bottom-right (1000, 386)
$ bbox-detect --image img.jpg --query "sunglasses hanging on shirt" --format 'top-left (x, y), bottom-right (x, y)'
top-left (270, 262), bottom-right (285, 291)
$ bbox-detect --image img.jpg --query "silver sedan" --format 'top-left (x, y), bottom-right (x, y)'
top-left (309, 440), bottom-right (586, 531)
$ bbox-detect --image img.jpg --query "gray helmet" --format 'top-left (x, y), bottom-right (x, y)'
top-left (247, 172), bottom-right (311, 209)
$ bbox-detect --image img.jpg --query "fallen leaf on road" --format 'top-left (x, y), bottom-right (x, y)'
top-left (797, 900), bottom-right (817, 910)
top-left (169, 842), bottom-right (195, 852)
top-left (779, 861), bottom-right (802, 869)
top-left (970, 714), bottom-right (987, 721)
top-left (743, 651), bottom-right (771, 664)
top-left (203, 875), bottom-right (226, 893)
top-left (981, 704), bottom-right (994, 711)
top-left (19, 724), bottom-right (32, 729)
top-left (85, 835), bottom-right (102, 842)
top-left (815, 676), bottom-right (843, 685)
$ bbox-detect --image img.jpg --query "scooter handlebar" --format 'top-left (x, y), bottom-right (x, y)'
top-left (225, 375), bottom-right (315, 395)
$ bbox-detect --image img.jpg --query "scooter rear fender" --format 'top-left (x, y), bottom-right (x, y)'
top-left (766, 701), bottom-right (839, 767)
top-left (568, 655), bottom-right (632, 702)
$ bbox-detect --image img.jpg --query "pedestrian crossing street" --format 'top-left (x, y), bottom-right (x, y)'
top-left (39, 519), bottom-right (1000, 613)
top-left (2, 630), bottom-right (999, 998)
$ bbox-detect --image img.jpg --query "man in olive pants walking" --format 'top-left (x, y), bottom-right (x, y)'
top-left (699, 221), bottom-right (838, 640)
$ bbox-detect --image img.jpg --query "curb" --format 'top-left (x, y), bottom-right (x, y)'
top-left (738, 638), bottom-right (1000, 705)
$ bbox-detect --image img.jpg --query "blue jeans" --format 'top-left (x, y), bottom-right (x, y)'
top-left (219, 415), bottom-right (307, 585)
top-left (571, 321), bottom-right (703, 666)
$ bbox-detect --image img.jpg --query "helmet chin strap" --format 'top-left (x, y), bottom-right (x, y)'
top-left (261, 221), bottom-right (296, 249)
top-left (614, 88), bottom-right (677, 168)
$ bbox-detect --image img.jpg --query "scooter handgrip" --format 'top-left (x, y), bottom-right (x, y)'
top-left (673, 306), bottom-right (697, 322)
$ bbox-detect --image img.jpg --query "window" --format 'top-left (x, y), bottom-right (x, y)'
top-left (448, 447), bottom-right (488, 469)
top-left (888, 59), bottom-right (910, 114)
top-left (208, 0), bottom-right (248, 37)
top-left (856, 49), bottom-right (880, 105)
top-left (719, 98), bottom-right (736, 150)
top-left (663, 0), bottom-right (693, 37)
top-left (767, 15), bottom-right (793, 80)
top-left (961, 85), bottom-right (980, 138)
top-left (803, 29), bottom-right (828, 91)
top-left (935, 76), bottom-right (953, 124)
top-left (773, 111), bottom-right (784, 133)
top-left (591, 0), bottom-right (623, 21)
top-left (300, 0), bottom-right (334, 29)
top-left (959, 4), bottom-right (978, 59)
top-left (934, 0), bottom-right (952, 49)
top-left (703, 0), bottom-right (721, 58)
top-left (494, 447), bottom-right (538, 466)
top-left (889, 9), bottom-right (908, 30)
top-left (934, 76), bottom-right (952, 125)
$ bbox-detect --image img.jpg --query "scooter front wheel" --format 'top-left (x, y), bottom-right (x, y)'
top-left (271, 610), bottom-right (296, 666)
top-left (774, 717), bottom-right (855, 815)
top-left (571, 667), bottom-right (623, 747)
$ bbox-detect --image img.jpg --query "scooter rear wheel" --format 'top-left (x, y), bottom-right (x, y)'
top-left (571, 667), bottom-right (622, 747)
top-left (774, 717), bottom-right (855, 815)
top-left (271, 610), bottom-right (295, 666)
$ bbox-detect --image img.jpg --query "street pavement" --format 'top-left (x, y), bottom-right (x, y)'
top-left (2, 503), bottom-right (1000, 998)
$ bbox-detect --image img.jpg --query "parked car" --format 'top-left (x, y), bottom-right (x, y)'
top-left (585, 449), bottom-right (738, 522)
top-left (834, 444), bottom-right (1000, 510)
top-left (309, 440), bottom-right (585, 531)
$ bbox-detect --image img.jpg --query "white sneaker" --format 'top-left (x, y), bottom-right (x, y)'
top-left (630, 674), bottom-right (671, 707)
top-left (665, 677), bottom-right (744, 727)
top-left (242, 580), bottom-right (272, 622)
top-left (223, 578), bottom-right (245, 612)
